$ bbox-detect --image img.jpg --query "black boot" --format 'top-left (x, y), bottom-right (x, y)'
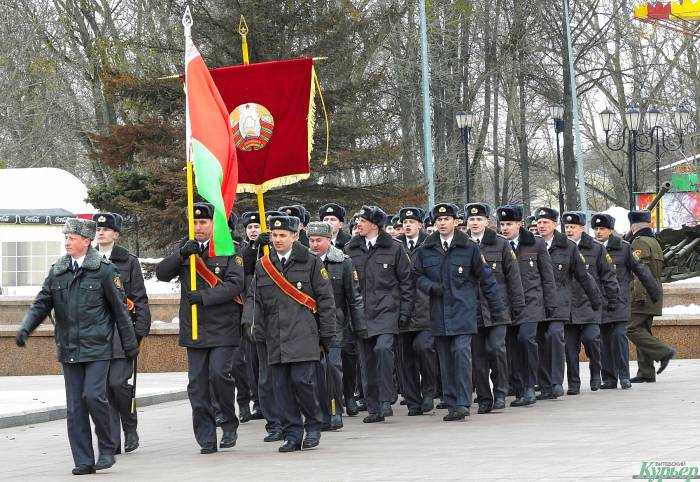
top-left (71, 465), bottom-right (95, 475)
top-left (124, 431), bottom-right (139, 453)
top-left (220, 431), bottom-right (237, 449)
top-left (346, 397), bottom-right (359, 416)
top-left (239, 407), bottom-right (252, 423)
top-left (302, 431), bottom-right (321, 449)
top-left (94, 453), bottom-right (115, 471)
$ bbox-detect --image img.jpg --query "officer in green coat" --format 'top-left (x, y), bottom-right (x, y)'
top-left (626, 210), bottom-right (675, 383)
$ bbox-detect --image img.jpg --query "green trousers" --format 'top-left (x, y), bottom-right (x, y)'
top-left (627, 313), bottom-right (672, 380)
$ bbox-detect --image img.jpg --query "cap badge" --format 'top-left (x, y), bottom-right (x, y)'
top-left (97, 215), bottom-right (106, 222)
top-left (438, 206), bottom-right (446, 213)
top-left (470, 207), bottom-right (478, 214)
top-left (566, 215), bottom-right (572, 221)
top-left (595, 218), bottom-right (601, 224)
top-left (406, 210), bottom-right (413, 216)
top-left (326, 207), bottom-right (333, 213)
top-left (195, 209), bottom-right (201, 215)
top-left (274, 220), bottom-right (282, 227)
top-left (285, 209), bottom-right (292, 214)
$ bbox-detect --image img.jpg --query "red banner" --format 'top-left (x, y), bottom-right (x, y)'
top-left (209, 58), bottom-right (315, 193)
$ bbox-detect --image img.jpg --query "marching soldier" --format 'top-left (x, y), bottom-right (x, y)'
top-left (591, 213), bottom-right (662, 389)
top-left (534, 207), bottom-right (600, 400)
top-left (626, 210), bottom-right (675, 382)
top-left (497, 204), bottom-right (557, 407)
top-left (424, 215), bottom-right (436, 235)
top-left (414, 203), bottom-right (505, 421)
top-left (155, 202), bottom-right (244, 454)
top-left (15, 218), bottom-right (138, 475)
top-left (279, 205), bottom-right (310, 247)
top-left (319, 203), bottom-right (352, 249)
top-left (465, 203), bottom-right (525, 413)
top-left (396, 207), bottom-right (438, 415)
top-left (562, 211), bottom-right (619, 394)
top-left (456, 213), bottom-right (469, 234)
top-left (240, 211), bottom-right (285, 440)
top-left (243, 215), bottom-right (336, 452)
top-left (307, 221), bottom-right (366, 429)
top-left (93, 212), bottom-right (151, 454)
top-left (344, 206), bottom-right (413, 423)
top-left (526, 215), bottom-right (539, 235)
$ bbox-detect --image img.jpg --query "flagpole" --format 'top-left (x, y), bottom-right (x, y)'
top-left (183, 7), bottom-right (198, 340)
top-left (239, 15), bottom-right (269, 256)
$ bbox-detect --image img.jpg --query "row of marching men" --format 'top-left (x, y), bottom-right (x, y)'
top-left (17, 197), bottom-right (676, 473)
top-left (155, 199), bottom-right (675, 454)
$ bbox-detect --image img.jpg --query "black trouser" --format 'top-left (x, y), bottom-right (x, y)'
top-left (434, 335), bottom-right (472, 408)
top-left (63, 360), bottom-right (114, 466)
top-left (317, 347), bottom-right (344, 423)
top-left (107, 357), bottom-right (136, 448)
top-left (473, 325), bottom-right (508, 403)
top-left (507, 321), bottom-right (538, 397)
top-left (536, 320), bottom-right (565, 393)
top-left (341, 340), bottom-right (359, 404)
top-left (398, 330), bottom-right (437, 409)
top-left (231, 345), bottom-right (251, 411)
top-left (256, 342), bottom-right (282, 434)
top-left (270, 361), bottom-right (323, 444)
top-left (357, 334), bottom-right (395, 414)
top-left (601, 321), bottom-right (630, 384)
top-left (564, 323), bottom-right (601, 390)
top-left (186, 347), bottom-right (239, 448)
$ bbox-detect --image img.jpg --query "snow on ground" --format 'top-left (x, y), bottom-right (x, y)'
top-left (663, 304), bottom-right (700, 315)
top-left (668, 277), bottom-right (700, 285)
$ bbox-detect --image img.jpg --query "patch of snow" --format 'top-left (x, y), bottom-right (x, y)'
top-left (668, 277), bottom-right (700, 285)
top-left (0, 168), bottom-right (94, 214)
top-left (663, 304), bottom-right (700, 315)
top-left (600, 206), bottom-right (630, 234)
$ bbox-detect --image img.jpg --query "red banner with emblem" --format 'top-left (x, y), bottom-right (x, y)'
top-left (208, 58), bottom-right (316, 193)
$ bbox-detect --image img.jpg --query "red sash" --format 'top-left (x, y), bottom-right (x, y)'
top-left (194, 255), bottom-right (244, 305)
top-left (260, 255), bottom-right (317, 313)
top-left (126, 298), bottom-right (135, 313)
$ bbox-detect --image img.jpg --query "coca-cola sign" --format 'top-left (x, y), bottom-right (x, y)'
top-left (20, 215), bottom-right (48, 224)
top-left (50, 216), bottom-right (73, 225)
top-left (0, 215), bottom-right (17, 224)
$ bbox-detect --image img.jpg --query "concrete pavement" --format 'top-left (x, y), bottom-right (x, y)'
top-left (1, 359), bottom-right (698, 481)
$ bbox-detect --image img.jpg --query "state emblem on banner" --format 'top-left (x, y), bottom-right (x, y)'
top-left (230, 103), bottom-right (275, 151)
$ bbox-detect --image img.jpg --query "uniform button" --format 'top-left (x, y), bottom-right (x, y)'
top-left (70, 358), bottom-right (74, 362)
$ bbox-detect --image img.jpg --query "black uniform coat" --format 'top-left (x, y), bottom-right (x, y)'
top-left (545, 230), bottom-right (601, 322)
top-left (605, 233), bottom-right (662, 320)
top-left (397, 231), bottom-right (431, 332)
top-left (469, 228), bottom-right (525, 327)
top-left (243, 242), bottom-right (336, 364)
top-left (512, 228), bottom-right (558, 324)
top-left (156, 239), bottom-right (245, 348)
top-left (413, 230), bottom-right (505, 336)
top-left (20, 247), bottom-right (138, 364)
top-left (324, 244), bottom-right (367, 347)
top-left (109, 244), bottom-right (151, 358)
top-left (332, 230), bottom-right (352, 250)
top-left (344, 230), bottom-right (414, 337)
top-left (570, 232), bottom-right (619, 324)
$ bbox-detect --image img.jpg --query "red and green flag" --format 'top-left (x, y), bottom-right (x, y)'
top-left (185, 34), bottom-right (238, 256)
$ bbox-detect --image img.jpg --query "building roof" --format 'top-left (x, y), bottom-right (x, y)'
top-left (0, 168), bottom-right (94, 216)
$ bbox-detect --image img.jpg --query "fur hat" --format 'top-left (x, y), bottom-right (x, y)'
top-left (431, 203), bottom-right (460, 219)
top-left (628, 210), bottom-right (651, 224)
top-left (319, 203), bottom-right (346, 222)
top-left (399, 207), bottom-right (425, 223)
top-left (63, 218), bottom-right (96, 240)
top-left (357, 205), bottom-right (387, 227)
top-left (534, 206), bottom-right (559, 223)
top-left (192, 202), bottom-right (214, 220)
top-left (591, 213), bottom-right (615, 229)
top-left (562, 211), bottom-right (586, 226)
top-left (496, 204), bottom-right (523, 222)
top-left (268, 215), bottom-right (300, 233)
top-left (241, 211), bottom-right (260, 227)
top-left (92, 212), bottom-right (123, 232)
top-left (306, 221), bottom-right (333, 238)
top-left (465, 203), bottom-right (490, 218)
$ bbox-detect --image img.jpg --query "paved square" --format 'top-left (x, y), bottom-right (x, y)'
top-left (1, 360), bottom-right (698, 481)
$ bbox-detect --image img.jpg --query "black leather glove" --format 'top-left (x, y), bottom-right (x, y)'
top-left (180, 239), bottom-right (200, 258)
top-left (398, 314), bottom-right (410, 330)
top-left (320, 337), bottom-right (333, 353)
top-left (187, 290), bottom-right (204, 305)
top-left (15, 328), bottom-right (29, 347)
top-left (429, 283), bottom-right (443, 297)
top-left (256, 232), bottom-right (271, 248)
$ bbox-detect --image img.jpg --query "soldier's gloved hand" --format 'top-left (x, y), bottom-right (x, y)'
top-left (607, 302), bottom-right (617, 312)
top-left (429, 283), bottom-right (443, 297)
top-left (15, 328), bottom-right (29, 347)
top-left (125, 346), bottom-right (139, 359)
top-left (187, 290), bottom-right (204, 305)
top-left (650, 293), bottom-right (661, 304)
top-left (320, 337), bottom-right (333, 353)
top-left (512, 308), bottom-right (522, 321)
top-left (591, 300), bottom-right (602, 311)
top-left (398, 314), bottom-right (410, 330)
top-left (180, 239), bottom-right (200, 258)
top-left (545, 307), bottom-right (555, 319)
top-left (256, 232), bottom-right (271, 248)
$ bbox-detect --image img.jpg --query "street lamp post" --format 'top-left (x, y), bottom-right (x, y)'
top-left (600, 104), bottom-right (689, 217)
top-left (549, 102), bottom-right (566, 230)
top-left (455, 110), bottom-right (475, 204)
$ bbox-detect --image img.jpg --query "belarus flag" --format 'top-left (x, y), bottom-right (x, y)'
top-left (185, 34), bottom-right (238, 256)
